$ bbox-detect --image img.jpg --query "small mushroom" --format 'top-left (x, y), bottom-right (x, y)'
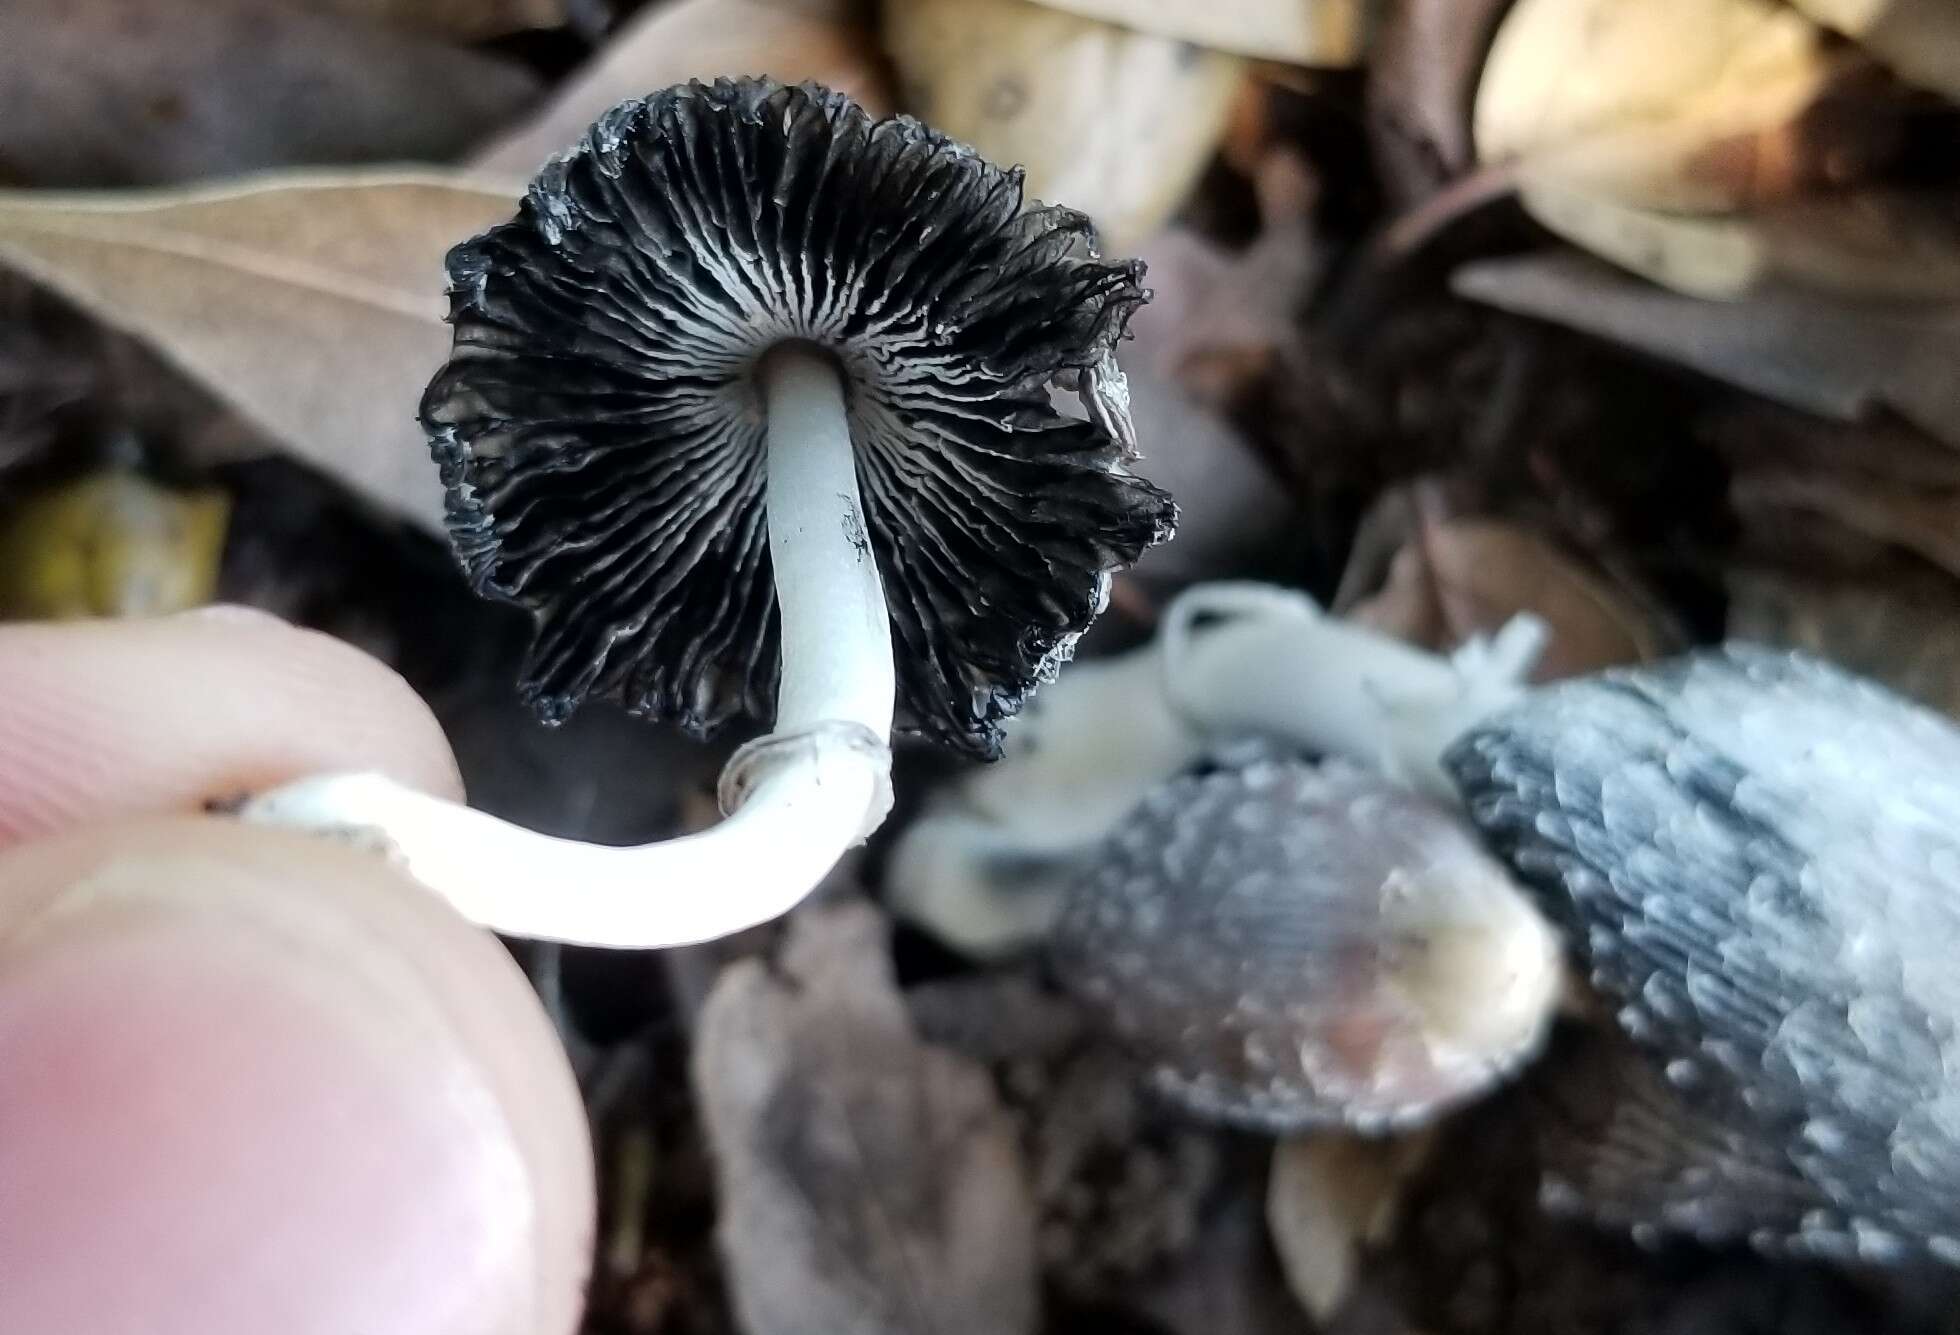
top-left (243, 78), bottom-right (1174, 948)
top-left (886, 579), bottom-right (1546, 956)
top-left (1050, 755), bottom-right (1564, 1132)
top-left (1449, 645), bottom-right (1960, 1263)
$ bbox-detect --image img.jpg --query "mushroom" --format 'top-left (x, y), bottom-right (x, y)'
top-left (1449, 644), bottom-right (1960, 1263)
top-left (1050, 754), bottom-right (1564, 1132)
top-left (242, 78), bottom-right (1174, 948)
top-left (885, 579), bottom-right (1547, 955)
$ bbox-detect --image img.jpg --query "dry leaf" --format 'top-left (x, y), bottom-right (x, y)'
top-left (1266, 1133), bottom-right (1434, 1325)
top-left (692, 905), bottom-right (1040, 1335)
top-left (292, 0), bottom-right (565, 39)
top-left (1791, 0), bottom-right (1960, 98)
top-left (884, 0), bottom-right (1245, 251)
top-left (0, 171), bottom-right (522, 528)
top-left (1452, 252), bottom-right (1960, 449)
top-left (1519, 182), bottom-right (1960, 301)
top-left (1128, 152), bottom-right (1319, 402)
top-left (1732, 470), bottom-right (1960, 581)
top-left (1367, 0), bottom-right (1511, 206)
top-left (1473, 0), bottom-right (1862, 213)
top-left (0, 0), bottom-right (540, 188)
top-left (1728, 567), bottom-right (1960, 719)
top-left (1025, 0), bottom-right (1373, 65)
top-left (0, 471), bottom-right (229, 619)
top-left (472, 0), bottom-right (891, 176)
top-left (1350, 518), bottom-right (1668, 680)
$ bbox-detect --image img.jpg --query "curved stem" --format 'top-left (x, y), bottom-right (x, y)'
top-left (240, 345), bottom-right (898, 950)
top-left (241, 759), bottom-right (880, 948)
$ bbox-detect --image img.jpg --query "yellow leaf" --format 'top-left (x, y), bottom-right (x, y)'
top-left (0, 473), bottom-right (230, 620)
top-left (0, 171), bottom-right (521, 529)
top-left (473, 0), bottom-right (891, 176)
top-left (1791, 0), bottom-right (1960, 98)
top-left (1474, 0), bottom-right (1850, 211)
top-left (884, 0), bottom-right (1244, 251)
top-left (1025, 0), bottom-right (1373, 65)
top-left (1519, 180), bottom-right (1960, 301)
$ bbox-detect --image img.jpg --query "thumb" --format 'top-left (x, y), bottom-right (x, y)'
top-left (0, 817), bottom-right (594, 1335)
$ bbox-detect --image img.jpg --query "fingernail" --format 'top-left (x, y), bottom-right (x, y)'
top-left (0, 852), bottom-right (538, 1335)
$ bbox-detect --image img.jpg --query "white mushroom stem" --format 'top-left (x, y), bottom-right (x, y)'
top-left (761, 343), bottom-right (896, 739)
top-left (1160, 583), bottom-right (1547, 800)
top-left (240, 345), bottom-right (898, 950)
top-left (886, 581), bottom-right (1547, 956)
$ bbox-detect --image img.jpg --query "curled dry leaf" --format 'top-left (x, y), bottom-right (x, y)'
top-left (1025, 0), bottom-right (1373, 66)
top-left (1473, 0), bottom-right (1870, 213)
top-left (1366, 0), bottom-right (1511, 205)
top-left (1519, 182), bottom-right (1960, 301)
top-left (1791, 0), bottom-right (1960, 99)
top-left (1266, 1132), bottom-right (1435, 1325)
top-left (1452, 252), bottom-right (1960, 449)
top-left (883, 0), bottom-right (1245, 251)
top-left (0, 0), bottom-right (540, 188)
top-left (0, 172), bottom-right (521, 528)
top-left (691, 905), bottom-right (1040, 1335)
top-left (1349, 518), bottom-right (1668, 680)
top-left (471, 0), bottom-right (891, 176)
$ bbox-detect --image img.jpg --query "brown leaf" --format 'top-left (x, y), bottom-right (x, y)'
top-left (0, 171), bottom-right (521, 528)
top-left (692, 905), bottom-right (1040, 1335)
top-left (0, 0), bottom-right (540, 188)
top-left (290, 0), bottom-right (565, 39)
top-left (472, 0), bottom-right (891, 176)
top-left (1732, 470), bottom-right (1960, 581)
top-left (1791, 0), bottom-right (1960, 99)
top-left (1350, 518), bottom-right (1669, 680)
top-left (1452, 252), bottom-right (1960, 449)
top-left (1025, 0), bottom-right (1373, 65)
top-left (1366, 0), bottom-right (1511, 206)
top-left (1517, 183), bottom-right (1960, 301)
top-left (1473, 0), bottom-right (1868, 213)
top-left (884, 0), bottom-right (1245, 251)
top-left (1728, 566), bottom-right (1960, 718)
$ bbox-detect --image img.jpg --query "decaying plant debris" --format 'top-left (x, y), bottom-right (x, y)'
top-left (7, 1), bottom-right (1960, 1332)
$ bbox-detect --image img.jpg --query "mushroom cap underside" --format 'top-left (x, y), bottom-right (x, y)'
top-left (422, 76), bottom-right (1175, 757)
top-left (1448, 645), bottom-right (1960, 1257)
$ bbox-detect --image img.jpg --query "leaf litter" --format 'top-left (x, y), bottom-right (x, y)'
top-left (5, 1), bottom-right (1960, 1332)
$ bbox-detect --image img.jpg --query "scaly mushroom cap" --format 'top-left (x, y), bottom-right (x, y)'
top-left (1052, 756), bottom-right (1562, 1132)
top-left (1448, 645), bottom-right (1960, 1262)
top-left (422, 77), bottom-right (1174, 756)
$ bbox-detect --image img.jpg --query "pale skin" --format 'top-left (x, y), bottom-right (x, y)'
top-left (0, 607), bottom-right (594, 1335)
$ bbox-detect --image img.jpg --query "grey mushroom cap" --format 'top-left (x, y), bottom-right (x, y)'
top-left (1050, 755), bottom-right (1562, 1133)
top-left (1447, 644), bottom-right (1960, 1263)
top-left (421, 77), bottom-right (1175, 757)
